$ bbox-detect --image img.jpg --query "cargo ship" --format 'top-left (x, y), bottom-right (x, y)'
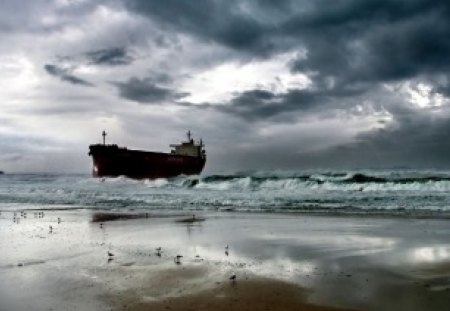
top-left (88, 131), bottom-right (206, 179)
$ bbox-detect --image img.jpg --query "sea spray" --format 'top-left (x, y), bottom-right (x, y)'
top-left (1, 170), bottom-right (450, 216)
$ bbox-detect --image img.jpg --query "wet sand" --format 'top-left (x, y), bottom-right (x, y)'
top-left (1, 210), bottom-right (450, 311)
top-left (108, 276), bottom-right (356, 311)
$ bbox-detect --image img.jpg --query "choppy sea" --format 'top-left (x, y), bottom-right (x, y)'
top-left (1, 170), bottom-right (450, 217)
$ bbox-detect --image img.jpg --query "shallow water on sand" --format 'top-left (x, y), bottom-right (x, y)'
top-left (1, 211), bottom-right (449, 311)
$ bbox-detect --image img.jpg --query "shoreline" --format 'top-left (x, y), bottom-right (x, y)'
top-left (2, 205), bottom-right (450, 220)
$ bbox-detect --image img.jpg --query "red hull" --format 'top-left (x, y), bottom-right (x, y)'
top-left (88, 144), bottom-right (206, 179)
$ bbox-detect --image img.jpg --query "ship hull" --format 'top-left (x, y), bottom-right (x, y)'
top-left (88, 144), bottom-right (206, 179)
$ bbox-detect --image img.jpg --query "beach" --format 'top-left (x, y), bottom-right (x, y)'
top-left (1, 210), bottom-right (450, 311)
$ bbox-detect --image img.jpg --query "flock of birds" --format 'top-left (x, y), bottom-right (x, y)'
top-left (10, 210), bottom-right (60, 233)
top-left (105, 236), bottom-right (237, 282)
top-left (7, 210), bottom-right (238, 282)
top-left (11, 210), bottom-right (43, 223)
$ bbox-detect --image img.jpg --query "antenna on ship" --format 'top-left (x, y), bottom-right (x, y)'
top-left (102, 130), bottom-right (107, 145)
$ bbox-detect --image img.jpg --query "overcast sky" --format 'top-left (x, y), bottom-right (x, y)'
top-left (1, 0), bottom-right (450, 173)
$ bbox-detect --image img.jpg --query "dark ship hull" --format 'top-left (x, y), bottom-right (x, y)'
top-left (89, 145), bottom-right (206, 179)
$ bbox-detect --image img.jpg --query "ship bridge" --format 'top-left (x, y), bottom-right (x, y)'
top-left (170, 131), bottom-right (206, 158)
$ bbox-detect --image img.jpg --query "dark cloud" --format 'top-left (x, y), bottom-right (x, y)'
top-left (124, 0), bottom-right (276, 54)
top-left (286, 0), bottom-right (450, 86)
top-left (125, 0), bottom-right (450, 86)
top-left (216, 89), bottom-right (319, 121)
top-left (202, 103), bottom-right (450, 171)
top-left (44, 64), bottom-right (94, 87)
top-left (114, 77), bottom-right (189, 104)
top-left (178, 84), bottom-right (370, 121)
top-left (85, 47), bottom-right (133, 66)
top-left (292, 109), bottom-right (450, 169)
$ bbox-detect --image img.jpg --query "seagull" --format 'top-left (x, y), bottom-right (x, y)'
top-left (156, 247), bottom-right (162, 256)
top-left (49, 225), bottom-right (53, 233)
top-left (225, 245), bottom-right (229, 256)
top-left (107, 251), bottom-right (114, 257)
top-left (57, 217), bottom-right (61, 224)
top-left (174, 255), bottom-right (183, 264)
top-left (229, 274), bottom-right (236, 282)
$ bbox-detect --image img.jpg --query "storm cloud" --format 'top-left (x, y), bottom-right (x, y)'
top-left (125, 0), bottom-right (450, 86)
top-left (1, 0), bottom-right (450, 172)
top-left (114, 77), bottom-right (189, 104)
top-left (85, 47), bottom-right (133, 66)
top-left (44, 64), bottom-right (94, 87)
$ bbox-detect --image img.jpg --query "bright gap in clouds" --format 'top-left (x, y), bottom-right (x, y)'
top-left (181, 51), bottom-right (311, 104)
top-left (403, 82), bottom-right (448, 108)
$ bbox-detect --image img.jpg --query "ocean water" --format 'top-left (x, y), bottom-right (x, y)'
top-left (1, 170), bottom-right (450, 217)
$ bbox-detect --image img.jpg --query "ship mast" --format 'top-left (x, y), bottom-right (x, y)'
top-left (102, 130), bottom-right (107, 145)
top-left (187, 130), bottom-right (191, 142)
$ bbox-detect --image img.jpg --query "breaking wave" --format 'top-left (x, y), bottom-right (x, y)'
top-left (169, 172), bottom-right (450, 192)
top-left (2, 170), bottom-right (450, 217)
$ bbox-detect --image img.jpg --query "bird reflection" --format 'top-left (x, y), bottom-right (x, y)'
top-left (174, 255), bottom-right (183, 264)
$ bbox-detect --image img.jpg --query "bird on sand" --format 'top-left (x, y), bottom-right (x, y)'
top-left (156, 247), bottom-right (162, 256)
top-left (229, 274), bottom-right (236, 282)
top-left (49, 225), bottom-right (53, 233)
top-left (107, 251), bottom-right (114, 257)
top-left (174, 255), bottom-right (183, 264)
top-left (57, 217), bottom-right (61, 224)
